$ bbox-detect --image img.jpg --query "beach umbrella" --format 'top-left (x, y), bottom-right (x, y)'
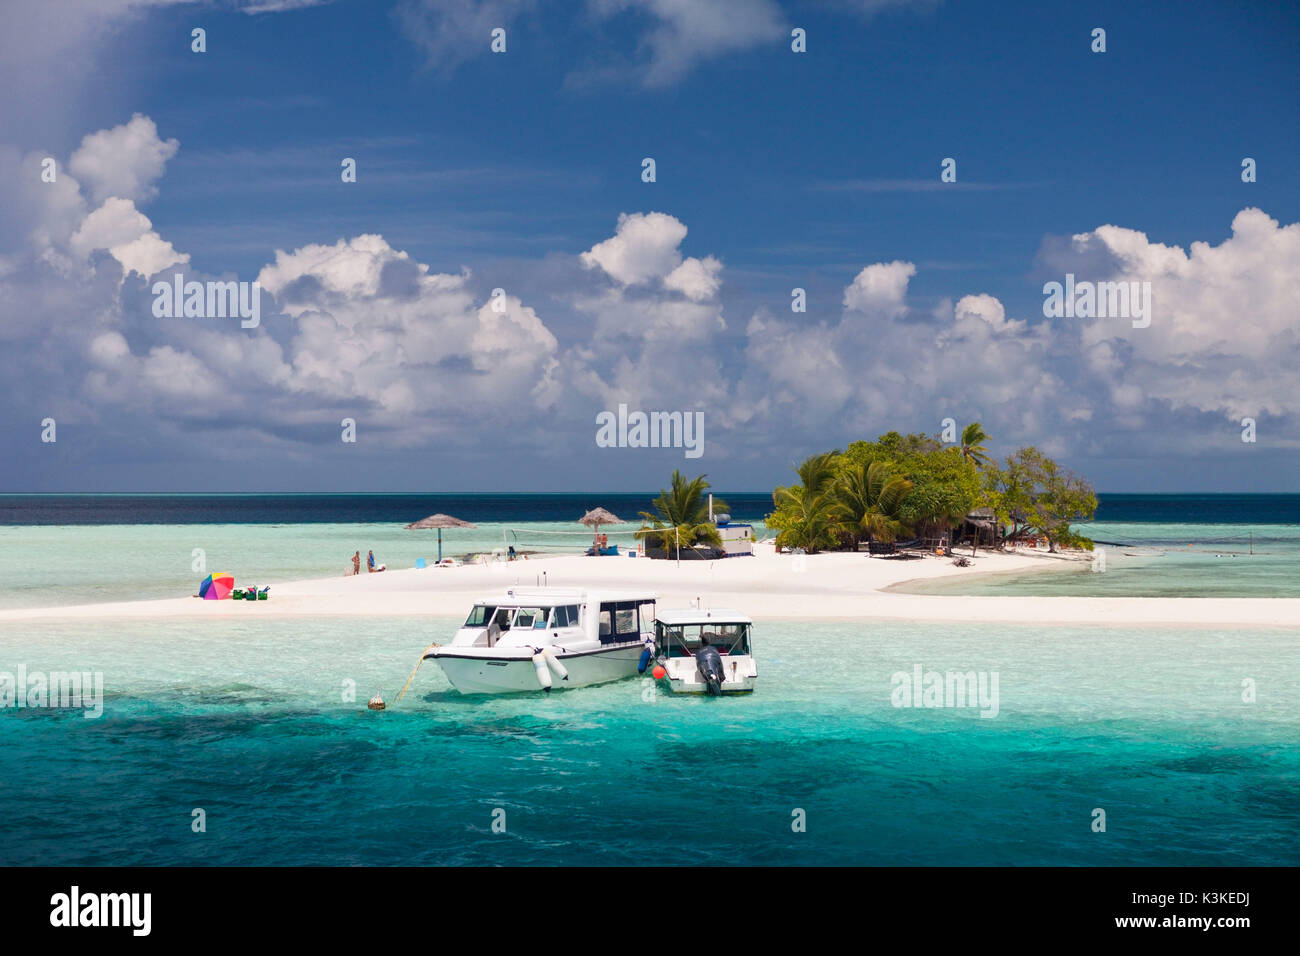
top-left (579, 507), bottom-right (623, 545)
top-left (199, 572), bottom-right (234, 600)
top-left (405, 513), bottom-right (477, 562)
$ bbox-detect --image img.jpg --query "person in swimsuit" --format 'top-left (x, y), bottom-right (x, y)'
top-left (352, 551), bottom-right (361, 575)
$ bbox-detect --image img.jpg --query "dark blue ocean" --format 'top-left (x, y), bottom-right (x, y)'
top-left (0, 493), bottom-right (776, 525)
top-left (3, 492), bottom-right (1298, 526)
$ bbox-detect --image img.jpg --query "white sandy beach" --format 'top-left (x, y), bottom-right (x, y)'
top-left (3, 541), bottom-right (1298, 628)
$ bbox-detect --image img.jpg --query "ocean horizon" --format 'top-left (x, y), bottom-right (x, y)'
top-left (3, 491), bottom-right (1299, 525)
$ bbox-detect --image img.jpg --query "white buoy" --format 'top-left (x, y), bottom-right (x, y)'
top-left (532, 652), bottom-right (553, 692)
top-left (543, 646), bottom-right (569, 682)
top-left (367, 694), bottom-right (386, 710)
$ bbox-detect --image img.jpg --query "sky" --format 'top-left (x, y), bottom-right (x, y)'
top-left (1, 0), bottom-right (1297, 493)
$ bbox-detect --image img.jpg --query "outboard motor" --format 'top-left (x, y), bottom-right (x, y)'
top-left (696, 644), bottom-right (725, 696)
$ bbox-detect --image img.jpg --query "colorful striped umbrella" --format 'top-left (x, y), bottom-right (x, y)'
top-left (199, 572), bottom-right (235, 600)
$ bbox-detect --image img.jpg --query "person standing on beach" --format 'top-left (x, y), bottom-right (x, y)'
top-left (352, 551), bottom-right (361, 575)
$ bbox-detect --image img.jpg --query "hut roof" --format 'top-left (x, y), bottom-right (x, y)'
top-left (579, 507), bottom-right (624, 527)
top-left (404, 513), bottom-right (478, 530)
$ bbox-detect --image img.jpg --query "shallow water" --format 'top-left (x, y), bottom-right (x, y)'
top-left (898, 521), bottom-right (1300, 597)
top-left (0, 520), bottom-right (770, 610)
top-left (2, 617), bottom-right (1295, 866)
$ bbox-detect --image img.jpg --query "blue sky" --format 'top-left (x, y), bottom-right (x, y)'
top-left (2, 0), bottom-right (1298, 492)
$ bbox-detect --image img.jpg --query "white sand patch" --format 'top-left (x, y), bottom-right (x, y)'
top-left (2, 541), bottom-right (1297, 628)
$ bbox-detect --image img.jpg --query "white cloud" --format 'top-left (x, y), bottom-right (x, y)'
top-left (665, 255), bottom-right (722, 301)
top-left (843, 260), bottom-right (915, 317)
top-left (397, 0), bottom-right (536, 72)
top-left (588, 0), bottom-right (786, 88)
top-left (398, 0), bottom-right (785, 88)
top-left (580, 211), bottom-right (689, 286)
top-left (68, 113), bottom-right (179, 204)
top-left (1049, 207), bottom-right (1300, 421)
top-left (2, 113), bottom-right (1297, 485)
top-left (258, 233), bottom-right (561, 425)
top-left (70, 197), bottom-right (188, 277)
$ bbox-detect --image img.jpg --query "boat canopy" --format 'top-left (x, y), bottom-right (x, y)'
top-left (655, 611), bottom-right (752, 659)
top-left (656, 607), bottom-right (752, 627)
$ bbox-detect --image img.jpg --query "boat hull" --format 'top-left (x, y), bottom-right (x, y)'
top-left (428, 643), bottom-right (645, 695)
top-left (657, 656), bottom-right (757, 694)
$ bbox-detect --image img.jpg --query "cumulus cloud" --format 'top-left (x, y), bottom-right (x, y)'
top-left (843, 260), bottom-right (916, 317)
top-left (580, 211), bottom-right (689, 286)
top-left (3, 110), bottom-right (1297, 488)
top-left (575, 213), bottom-right (726, 354)
top-left (579, 212), bottom-right (723, 313)
top-left (664, 255), bottom-right (722, 301)
top-left (70, 197), bottom-right (188, 277)
top-left (257, 234), bottom-right (561, 424)
top-left (68, 113), bottom-right (179, 205)
top-left (1041, 207), bottom-right (1300, 421)
top-left (736, 206), bottom-right (1300, 465)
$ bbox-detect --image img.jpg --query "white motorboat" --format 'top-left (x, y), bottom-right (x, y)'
top-left (423, 588), bottom-right (656, 694)
top-left (651, 607), bottom-right (757, 695)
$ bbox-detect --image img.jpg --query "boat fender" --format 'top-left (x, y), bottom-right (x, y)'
top-left (637, 640), bottom-right (655, 674)
top-left (542, 646), bottom-right (569, 681)
top-left (531, 651), bottom-right (553, 692)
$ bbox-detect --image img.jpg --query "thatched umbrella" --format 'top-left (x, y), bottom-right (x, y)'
top-left (579, 507), bottom-right (623, 548)
top-left (405, 513), bottom-right (477, 562)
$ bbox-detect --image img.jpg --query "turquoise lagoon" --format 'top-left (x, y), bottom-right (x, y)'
top-left (2, 615), bottom-right (1296, 866)
top-left (896, 520), bottom-right (1300, 598)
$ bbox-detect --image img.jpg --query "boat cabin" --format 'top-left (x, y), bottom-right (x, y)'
top-left (655, 608), bottom-right (753, 658)
top-left (451, 588), bottom-right (657, 649)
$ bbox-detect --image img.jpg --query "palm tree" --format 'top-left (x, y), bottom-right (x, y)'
top-left (960, 423), bottom-right (992, 469)
top-left (834, 461), bottom-right (913, 548)
top-left (770, 483), bottom-right (837, 553)
top-left (794, 450), bottom-right (841, 496)
top-left (636, 471), bottom-right (727, 559)
top-left (764, 452), bottom-right (843, 553)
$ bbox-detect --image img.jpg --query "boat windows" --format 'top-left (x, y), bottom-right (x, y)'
top-left (598, 601), bottom-right (644, 643)
top-left (514, 607), bottom-right (549, 629)
top-left (552, 605), bottom-right (579, 627)
top-left (656, 622), bottom-right (750, 658)
top-left (615, 607), bottom-right (637, 635)
top-left (464, 605), bottom-right (497, 627)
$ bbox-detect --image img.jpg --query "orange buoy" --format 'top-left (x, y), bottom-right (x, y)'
top-left (652, 665), bottom-right (666, 679)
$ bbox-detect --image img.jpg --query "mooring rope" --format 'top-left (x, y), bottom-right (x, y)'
top-left (393, 643), bottom-right (437, 705)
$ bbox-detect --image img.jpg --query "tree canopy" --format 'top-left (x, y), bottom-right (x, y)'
top-left (765, 424), bottom-right (1097, 552)
top-left (636, 470), bottom-right (727, 557)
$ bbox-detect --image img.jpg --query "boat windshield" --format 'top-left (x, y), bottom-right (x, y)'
top-left (656, 622), bottom-right (750, 658)
top-left (513, 607), bottom-right (551, 630)
top-left (464, 605), bottom-right (497, 627)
